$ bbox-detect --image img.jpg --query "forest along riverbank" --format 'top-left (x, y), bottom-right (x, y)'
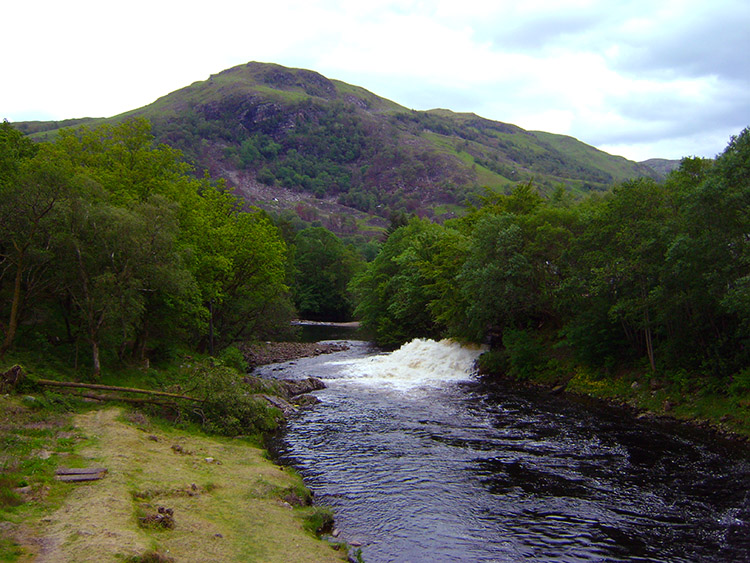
top-left (259, 338), bottom-right (750, 563)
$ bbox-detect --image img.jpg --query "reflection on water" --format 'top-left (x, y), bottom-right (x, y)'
top-left (260, 339), bottom-right (750, 563)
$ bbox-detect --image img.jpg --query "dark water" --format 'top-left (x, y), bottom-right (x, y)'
top-left (260, 339), bottom-right (750, 562)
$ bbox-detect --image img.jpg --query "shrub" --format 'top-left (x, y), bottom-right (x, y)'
top-left (502, 328), bottom-right (546, 380)
top-left (216, 345), bottom-right (248, 373)
top-left (302, 506), bottom-right (334, 536)
top-left (172, 361), bottom-right (282, 436)
top-left (477, 349), bottom-right (507, 376)
top-left (729, 368), bottom-right (750, 397)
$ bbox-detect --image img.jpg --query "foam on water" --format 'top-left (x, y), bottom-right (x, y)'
top-left (332, 338), bottom-right (485, 390)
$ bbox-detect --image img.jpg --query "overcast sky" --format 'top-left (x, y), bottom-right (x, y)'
top-left (3, 0), bottom-right (748, 161)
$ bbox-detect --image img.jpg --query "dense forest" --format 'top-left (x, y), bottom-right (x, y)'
top-left (0, 119), bottom-right (294, 375)
top-left (1, 116), bottom-right (748, 408)
top-left (352, 129), bottom-right (749, 397)
top-left (0, 117), bottom-right (368, 378)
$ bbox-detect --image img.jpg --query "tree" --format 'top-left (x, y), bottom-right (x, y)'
top-left (122, 196), bottom-right (204, 361)
top-left (188, 187), bottom-right (292, 351)
top-left (350, 218), bottom-right (454, 347)
top-left (56, 118), bottom-right (193, 205)
top-left (57, 198), bottom-right (151, 377)
top-left (0, 135), bottom-right (70, 354)
top-left (585, 179), bottom-right (670, 372)
top-left (458, 213), bottom-right (537, 342)
top-left (293, 227), bottom-right (362, 321)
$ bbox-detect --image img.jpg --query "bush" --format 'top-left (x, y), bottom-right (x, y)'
top-left (477, 349), bottom-right (508, 376)
top-left (502, 329), bottom-right (546, 380)
top-left (728, 368), bottom-right (750, 396)
top-left (172, 361), bottom-right (282, 436)
top-left (302, 506), bottom-right (335, 536)
top-left (216, 345), bottom-right (248, 373)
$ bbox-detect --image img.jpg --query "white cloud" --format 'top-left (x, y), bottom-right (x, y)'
top-left (2, 0), bottom-right (747, 161)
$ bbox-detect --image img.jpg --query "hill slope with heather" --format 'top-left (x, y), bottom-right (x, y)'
top-left (14, 61), bottom-right (666, 225)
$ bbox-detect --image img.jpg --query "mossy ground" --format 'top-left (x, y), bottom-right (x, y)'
top-left (565, 367), bottom-right (750, 438)
top-left (0, 399), bottom-right (345, 562)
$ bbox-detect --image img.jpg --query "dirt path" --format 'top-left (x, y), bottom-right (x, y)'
top-left (32, 408), bottom-right (345, 562)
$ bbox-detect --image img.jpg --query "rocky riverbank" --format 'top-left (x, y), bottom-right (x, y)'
top-left (240, 341), bottom-right (350, 369)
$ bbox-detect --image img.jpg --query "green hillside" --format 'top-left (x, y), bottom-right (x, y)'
top-left (13, 61), bottom-right (663, 223)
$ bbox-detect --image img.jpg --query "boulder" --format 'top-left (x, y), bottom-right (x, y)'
top-left (294, 394), bottom-right (321, 407)
top-left (281, 377), bottom-right (326, 397)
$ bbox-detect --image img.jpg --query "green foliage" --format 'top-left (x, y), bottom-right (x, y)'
top-left (501, 329), bottom-right (544, 380)
top-left (293, 227), bottom-right (363, 320)
top-left (0, 119), bottom-right (295, 379)
top-left (351, 128), bottom-right (750, 395)
top-left (728, 368), bottom-right (750, 397)
top-left (349, 218), bottom-right (464, 347)
top-left (477, 349), bottom-right (507, 375)
top-left (301, 506), bottom-right (335, 537)
top-left (175, 360), bottom-right (282, 436)
top-left (216, 345), bottom-right (248, 373)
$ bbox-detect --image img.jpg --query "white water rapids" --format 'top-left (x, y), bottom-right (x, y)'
top-left (330, 338), bottom-right (485, 391)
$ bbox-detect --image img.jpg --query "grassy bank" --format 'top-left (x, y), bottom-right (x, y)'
top-left (0, 396), bottom-right (347, 562)
top-left (564, 367), bottom-right (750, 439)
top-left (478, 349), bottom-right (750, 440)
top-left (0, 345), bottom-right (351, 562)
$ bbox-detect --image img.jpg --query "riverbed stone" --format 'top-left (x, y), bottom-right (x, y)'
top-left (281, 377), bottom-right (326, 396)
top-left (294, 394), bottom-right (321, 407)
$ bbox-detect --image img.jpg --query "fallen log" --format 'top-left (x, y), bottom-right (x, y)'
top-left (35, 378), bottom-right (289, 412)
top-left (35, 379), bottom-right (200, 401)
top-left (55, 389), bottom-right (178, 407)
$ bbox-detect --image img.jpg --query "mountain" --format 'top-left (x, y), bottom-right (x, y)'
top-left (14, 61), bottom-right (666, 231)
top-left (639, 158), bottom-right (681, 177)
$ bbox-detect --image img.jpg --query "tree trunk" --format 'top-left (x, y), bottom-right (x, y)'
top-left (208, 299), bottom-right (215, 356)
top-left (91, 339), bottom-right (101, 378)
top-left (132, 323), bottom-right (148, 361)
top-left (0, 253), bottom-right (25, 356)
top-left (644, 308), bottom-right (656, 373)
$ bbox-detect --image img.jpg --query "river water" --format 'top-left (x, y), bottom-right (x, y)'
top-left (259, 338), bottom-right (750, 562)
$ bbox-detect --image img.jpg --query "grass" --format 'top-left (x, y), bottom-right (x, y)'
top-left (564, 366), bottom-right (750, 437)
top-left (480, 343), bottom-right (750, 440)
top-left (532, 130), bottom-right (653, 181)
top-left (0, 394), bottom-right (90, 561)
top-left (1, 403), bottom-right (345, 562)
top-left (0, 347), bottom-right (345, 562)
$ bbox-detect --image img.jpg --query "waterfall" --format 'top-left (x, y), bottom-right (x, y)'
top-left (332, 338), bottom-right (485, 390)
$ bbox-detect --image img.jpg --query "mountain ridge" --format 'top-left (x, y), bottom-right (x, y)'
top-left (12, 61), bottom-right (678, 229)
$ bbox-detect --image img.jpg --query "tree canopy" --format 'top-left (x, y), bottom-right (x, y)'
top-left (350, 128), bottom-right (750, 387)
top-left (0, 119), bottom-right (293, 376)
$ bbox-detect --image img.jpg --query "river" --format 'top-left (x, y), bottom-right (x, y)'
top-left (258, 338), bottom-right (750, 562)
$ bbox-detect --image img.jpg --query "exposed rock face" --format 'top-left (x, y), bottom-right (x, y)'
top-left (240, 342), bottom-right (336, 417)
top-left (293, 394), bottom-right (321, 407)
top-left (254, 378), bottom-right (327, 417)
